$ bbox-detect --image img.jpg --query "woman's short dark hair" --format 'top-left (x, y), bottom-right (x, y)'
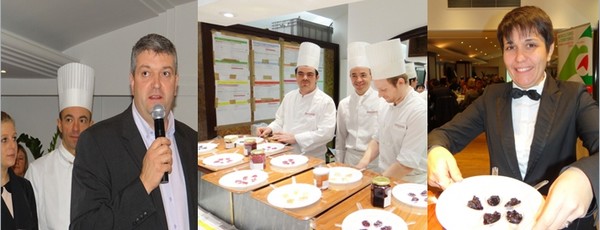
top-left (497, 6), bottom-right (554, 51)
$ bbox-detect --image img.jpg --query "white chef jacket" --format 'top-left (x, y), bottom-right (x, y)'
top-left (374, 90), bottom-right (427, 183)
top-left (25, 143), bottom-right (74, 230)
top-left (335, 87), bottom-right (387, 171)
top-left (268, 88), bottom-right (336, 158)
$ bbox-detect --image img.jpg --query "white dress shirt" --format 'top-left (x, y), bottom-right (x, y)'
top-left (132, 103), bottom-right (189, 230)
top-left (335, 87), bottom-right (387, 170)
top-left (268, 88), bottom-right (336, 158)
top-left (374, 90), bottom-right (428, 183)
top-left (25, 143), bottom-right (74, 230)
top-left (512, 75), bottom-right (546, 179)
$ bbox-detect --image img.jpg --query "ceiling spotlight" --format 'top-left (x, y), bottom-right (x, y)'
top-left (461, 41), bottom-right (464, 44)
top-left (221, 12), bottom-right (235, 18)
top-left (0, 70), bottom-right (6, 74)
top-left (475, 48), bottom-right (478, 51)
top-left (485, 37), bottom-right (488, 39)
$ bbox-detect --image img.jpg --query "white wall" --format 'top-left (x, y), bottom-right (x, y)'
top-left (329, 5), bottom-right (350, 101)
top-left (428, 0), bottom-right (598, 31)
top-left (1, 2), bottom-right (198, 152)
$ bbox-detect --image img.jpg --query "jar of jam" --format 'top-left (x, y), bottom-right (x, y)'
top-left (250, 149), bottom-right (265, 170)
top-left (224, 136), bottom-right (236, 149)
top-left (243, 138), bottom-right (257, 156)
top-left (371, 176), bottom-right (391, 208)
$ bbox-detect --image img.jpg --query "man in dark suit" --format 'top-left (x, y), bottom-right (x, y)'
top-left (70, 34), bottom-right (197, 229)
top-left (428, 6), bottom-right (597, 230)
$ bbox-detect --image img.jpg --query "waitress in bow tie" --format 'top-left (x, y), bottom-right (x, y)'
top-left (427, 5), bottom-right (598, 230)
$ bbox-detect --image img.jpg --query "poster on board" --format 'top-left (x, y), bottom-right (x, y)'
top-left (213, 32), bottom-right (252, 126)
top-left (252, 39), bottom-right (281, 121)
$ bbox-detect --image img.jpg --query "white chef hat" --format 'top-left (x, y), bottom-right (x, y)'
top-left (296, 42), bottom-right (321, 70)
top-left (366, 39), bottom-right (406, 80)
top-left (348, 41), bottom-right (370, 69)
top-left (58, 63), bottom-right (95, 112)
top-left (405, 62), bottom-right (417, 79)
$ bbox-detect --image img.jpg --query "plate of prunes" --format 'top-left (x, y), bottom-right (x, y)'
top-left (436, 175), bottom-right (544, 230)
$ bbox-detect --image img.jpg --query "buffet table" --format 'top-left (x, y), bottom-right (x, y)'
top-left (198, 136), bottom-right (427, 229)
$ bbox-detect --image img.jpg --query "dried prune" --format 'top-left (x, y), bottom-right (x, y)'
top-left (361, 220), bottom-right (370, 227)
top-left (467, 196), bottom-right (484, 210)
top-left (483, 211), bottom-right (501, 225)
top-left (506, 210), bottom-right (523, 224)
top-left (504, 198), bottom-right (521, 208)
top-left (487, 195), bottom-right (500, 206)
top-left (374, 220), bottom-right (383, 227)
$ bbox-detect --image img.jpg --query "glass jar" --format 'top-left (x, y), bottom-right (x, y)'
top-left (250, 149), bottom-right (265, 170)
top-left (243, 138), bottom-right (257, 156)
top-left (224, 136), bottom-right (236, 149)
top-left (371, 176), bottom-right (391, 208)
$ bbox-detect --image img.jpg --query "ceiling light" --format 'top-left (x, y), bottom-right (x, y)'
top-left (0, 70), bottom-right (6, 74)
top-left (221, 12), bottom-right (235, 18)
top-left (485, 37), bottom-right (488, 39)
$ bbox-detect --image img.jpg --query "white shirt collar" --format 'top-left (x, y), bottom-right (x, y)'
top-left (131, 103), bottom-right (176, 147)
top-left (512, 72), bottom-right (546, 95)
top-left (58, 142), bottom-right (75, 164)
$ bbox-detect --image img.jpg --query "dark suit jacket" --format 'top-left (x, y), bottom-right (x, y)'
top-left (2, 169), bottom-right (38, 230)
top-left (70, 105), bottom-right (197, 229)
top-left (429, 76), bottom-right (598, 197)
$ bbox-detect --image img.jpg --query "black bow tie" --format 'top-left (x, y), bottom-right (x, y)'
top-left (511, 88), bottom-right (541, 100)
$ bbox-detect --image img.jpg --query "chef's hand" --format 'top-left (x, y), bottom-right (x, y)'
top-left (427, 146), bottom-right (463, 190)
top-left (140, 137), bottom-right (172, 194)
top-left (257, 127), bottom-right (272, 137)
top-left (533, 167), bottom-right (593, 230)
top-left (272, 132), bottom-right (296, 144)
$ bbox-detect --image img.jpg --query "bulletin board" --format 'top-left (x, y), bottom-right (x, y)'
top-left (199, 23), bottom-right (339, 140)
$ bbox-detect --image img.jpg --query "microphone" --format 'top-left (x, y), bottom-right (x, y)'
top-left (151, 104), bottom-right (168, 184)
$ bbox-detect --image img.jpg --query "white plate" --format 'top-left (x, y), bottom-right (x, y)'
top-left (270, 154), bottom-right (309, 168)
top-left (328, 167), bottom-right (363, 184)
top-left (231, 136), bottom-right (264, 145)
top-left (257, 143), bottom-right (286, 154)
top-left (341, 209), bottom-right (408, 230)
top-left (201, 153), bottom-right (244, 167)
top-left (198, 142), bottom-right (218, 154)
top-left (436, 175), bottom-right (544, 230)
top-left (267, 183), bottom-right (322, 209)
top-left (392, 183), bottom-right (428, 208)
top-left (218, 169), bottom-right (268, 189)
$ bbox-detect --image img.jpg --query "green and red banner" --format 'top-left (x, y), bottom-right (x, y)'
top-left (557, 23), bottom-right (594, 94)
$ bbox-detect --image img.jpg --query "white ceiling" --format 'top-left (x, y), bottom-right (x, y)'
top-left (197, 0), bottom-right (362, 26)
top-left (1, 0), bottom-right (359, 79)
top-left (1, 0), bottom-right (194, 79)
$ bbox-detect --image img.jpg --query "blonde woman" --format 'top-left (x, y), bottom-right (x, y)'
top-left (2, 111), bottom-right (38, 229)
